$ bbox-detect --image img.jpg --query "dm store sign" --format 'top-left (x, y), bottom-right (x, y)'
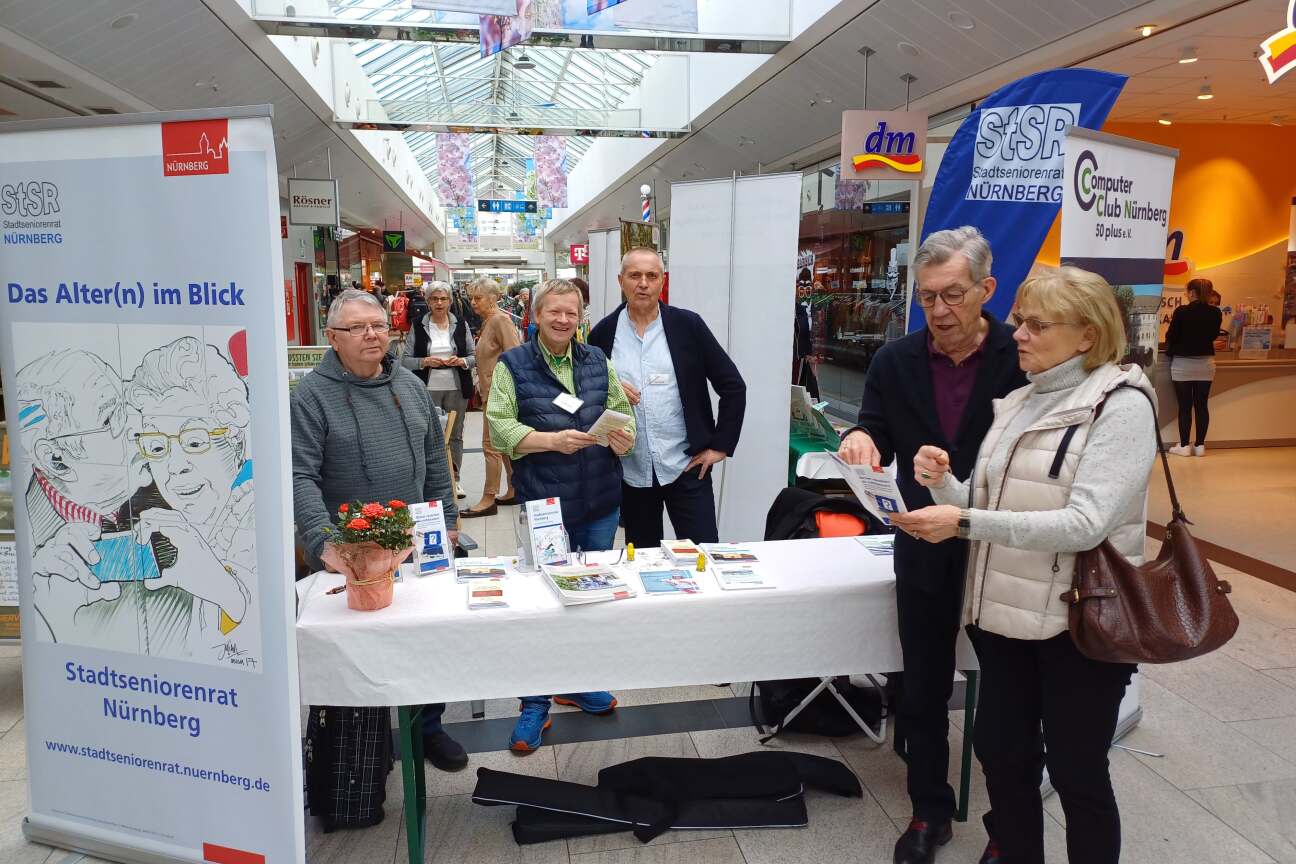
top-left (839, 110), bottom-right (927, 183)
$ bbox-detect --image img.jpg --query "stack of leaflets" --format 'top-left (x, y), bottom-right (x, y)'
top-left (639, 568), bottom-right (702, 595)
top-left (467, 578), bottom-right (509, 610)
top-left (542, 563), bottom-right (637, 606)
top-left (661, 539), bottom-right (702, 565)
top-left (855, 535), bottom-right (895, 557)
top-left (701, 543), bottom-right (759, 565)
top-left (455, 556), bottom-right (512, 583)
top-left (713, 565), bottom-right (774, 591)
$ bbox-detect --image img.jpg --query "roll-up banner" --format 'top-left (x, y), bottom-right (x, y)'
top-left (0, 107), bottom-right (303, 863)
top-left (1061, 127), bottom-right (1178, 368)
top-left (913, 69), bottom-right (1127, 330)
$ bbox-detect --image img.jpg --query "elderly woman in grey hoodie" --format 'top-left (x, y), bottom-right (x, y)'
top-left (892, 266), bottom-right (1157, 864)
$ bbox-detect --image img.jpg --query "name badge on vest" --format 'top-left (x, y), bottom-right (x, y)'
top-left (552, 392), bottom-right (584, 414)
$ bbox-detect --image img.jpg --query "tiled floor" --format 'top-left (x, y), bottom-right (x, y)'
top-left (1147, 446), bottom-right (1296, 574)
top-left (5, 416), bottom-right (1296, 863)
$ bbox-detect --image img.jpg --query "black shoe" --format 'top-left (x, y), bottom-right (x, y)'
top-left (460, 503), bottom-right (497, 518)
top-left (423, 730), bottom-right (468, 772)
top-left (978, 839), bottom-right (1003, 864)
top-left (894, 818), bottom-right (952, 864)
top-left (495, 495), bottom-right (518, 506)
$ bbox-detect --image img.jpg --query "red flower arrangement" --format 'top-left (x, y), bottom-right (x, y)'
top-left (328, 499), bottom-right (414, 550)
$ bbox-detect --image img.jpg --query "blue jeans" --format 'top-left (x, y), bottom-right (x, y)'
top-left (520, 508), bottom-right (620, 712)
top-left (421, 702), bottom-right (447, 735)
top-left (565, 507), bottom-right (620, 553)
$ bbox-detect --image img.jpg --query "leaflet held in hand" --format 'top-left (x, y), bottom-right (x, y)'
top-left (831, 454), bottom-right (908, 527)
top-left (587, 408), bottom-right (633, 445)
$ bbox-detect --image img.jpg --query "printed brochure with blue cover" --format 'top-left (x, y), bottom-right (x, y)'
top-left (639, 569), bottom-right (702, 595)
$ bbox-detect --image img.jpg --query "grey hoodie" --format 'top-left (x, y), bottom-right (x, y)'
top-left (290, 348), bottom-right (457, 564)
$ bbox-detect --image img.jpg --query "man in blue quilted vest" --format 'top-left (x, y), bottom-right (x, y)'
top-left (487, 278), bottom-right (637, 753)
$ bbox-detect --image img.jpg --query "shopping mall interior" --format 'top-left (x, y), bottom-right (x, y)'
top-left (1, 0), bottom-right (1296, 862)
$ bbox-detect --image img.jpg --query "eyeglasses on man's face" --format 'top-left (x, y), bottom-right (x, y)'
top-left (916, 281), bottom-right (983, 308)
top-left (132, 427), bottom-right (229, 460)
top-left (329, 321), bottom-right (390, 337)
top-left (1010, 312), bottom-right (1081, 335)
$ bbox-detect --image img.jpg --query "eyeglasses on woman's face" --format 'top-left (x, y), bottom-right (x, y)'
top-left (1010, 312), bottom-right (1082, 336)
top-left (132, 427), bottom-right (229, 460)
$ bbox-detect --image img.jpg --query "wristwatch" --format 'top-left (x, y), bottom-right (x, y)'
top-left (957, 509), bottom-right (972, 540)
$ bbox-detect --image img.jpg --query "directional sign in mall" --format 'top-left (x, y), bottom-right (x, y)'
top-left (383, 230), bottom-right (406, 252)
top-left (477, 199), bottom-right (538, 214)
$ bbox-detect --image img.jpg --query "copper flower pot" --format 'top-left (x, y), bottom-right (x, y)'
top-left (339, 543), bottom-right (413, 611)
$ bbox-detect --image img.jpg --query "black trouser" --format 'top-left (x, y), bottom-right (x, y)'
top-left (894, 561), bottom-right (964, 823)
top-left (971, 627), bottom-right (1134, 864)
top-left (621, 468), bottom-right (718, 548)
top-left (1172, 379), bottom-right (1212, 446)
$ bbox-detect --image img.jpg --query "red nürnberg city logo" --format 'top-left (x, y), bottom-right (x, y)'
top-left (161, 119), bottom-right (229, 177)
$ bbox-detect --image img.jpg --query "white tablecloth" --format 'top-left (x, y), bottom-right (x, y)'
top-left (294, 537), bottom-right (977, 707)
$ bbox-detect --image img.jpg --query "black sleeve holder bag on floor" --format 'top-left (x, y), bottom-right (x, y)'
top-left (1061, 385), bottom-right (1239, 665)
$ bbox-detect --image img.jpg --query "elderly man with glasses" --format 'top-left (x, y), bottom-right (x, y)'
top-left (291, 288), bottom-right (466, 772)
top-left (836, 227), bottom-right (1025, 864)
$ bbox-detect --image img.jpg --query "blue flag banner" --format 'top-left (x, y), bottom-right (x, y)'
top-left (911, 68), bottom-right (1127, 330)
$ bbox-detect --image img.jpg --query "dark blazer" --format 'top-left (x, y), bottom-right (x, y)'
top-left (1165, 302), bottom-right (1223, 357)
top-left (589, 301), bottom-right (747, 457)
top-left (848, 315), bottom-right (1026, 586)
top-left (795, 301), bottom-right (814, 358)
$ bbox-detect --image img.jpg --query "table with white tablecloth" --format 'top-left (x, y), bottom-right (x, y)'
top-left (295, 536), bottom-right (979, 864)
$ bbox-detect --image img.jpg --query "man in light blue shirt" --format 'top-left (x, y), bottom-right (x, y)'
top-left (588, 248), bottom-right (747, 546)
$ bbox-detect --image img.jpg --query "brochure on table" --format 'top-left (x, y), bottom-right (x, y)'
top-left (523, 498), bottom-right (570, 569)
top-left (410, 500), bottom-right (452, 574)
top-left (831, 454), bottom-right (908, 527)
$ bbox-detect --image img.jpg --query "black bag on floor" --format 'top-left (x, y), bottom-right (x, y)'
top-left (305, 705), bottom-right (392, 832)
top-left (750, 677), bottom-right (884, 739)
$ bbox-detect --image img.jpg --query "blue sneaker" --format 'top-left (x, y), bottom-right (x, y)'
top-left (509, 701), bottom-right (552, 754)
top-left (553, 691), bottom-right (618, 714)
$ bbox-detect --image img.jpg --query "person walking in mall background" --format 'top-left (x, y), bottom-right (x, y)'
top-left (462, 277), bottom-right (521, 518)
top-left (898, 265), bottom-right (1157, 864)
top-left (1165, 277), bottom-right (1224, 457)
top-left (487, 278), bottom-right (636, 752)
top-left (402, 281), bottom-right (476, 498)
top-left (588, 247), bottom-right (746, 548)
top-left (836, 226), bottom-right (1025, 864)
top-left (290, 288), bottom-right (467, 772)
top-left (794, 270), bottom-right (820, 400)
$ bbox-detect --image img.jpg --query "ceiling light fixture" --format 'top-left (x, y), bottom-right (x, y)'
top-left (1179, 46), bottom-right (1198, 63)
top-left (109, 13), bottom-right (138, 29)
top-left (947, 11), bottom-right (975, 30)
top-left (514, 53), bottom-right (536, 71)
top-left (1158, 114), bottom-right (1172, 126)
top-left (898, 41), bottom-right (919, 57)
top-left (1137, 24), bottom-right (1156, 37)
top-left (1197, 83), bottom-right (1213, 100)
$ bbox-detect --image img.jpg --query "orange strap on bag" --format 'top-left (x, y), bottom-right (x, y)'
top-left (814, 511), bottom-right (866, 538)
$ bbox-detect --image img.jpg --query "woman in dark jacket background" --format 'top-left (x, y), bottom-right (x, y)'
top-left (1165, 277), bottom-right (1224, 456)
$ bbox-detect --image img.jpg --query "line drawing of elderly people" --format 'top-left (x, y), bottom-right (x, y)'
top-left (17, 349), bottom-right (141, 642)
top-left (114, 335), bottom-right (258, 663)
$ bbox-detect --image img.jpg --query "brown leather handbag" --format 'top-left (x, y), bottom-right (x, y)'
top-left (1062, 386), bottom-right (1238, 664)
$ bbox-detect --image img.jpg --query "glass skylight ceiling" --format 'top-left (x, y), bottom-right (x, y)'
top-left (335, 0), bottom-right (657, 200)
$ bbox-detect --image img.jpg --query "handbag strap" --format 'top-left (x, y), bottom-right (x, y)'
top-left (1097, 384), bottom-right (1188, 523)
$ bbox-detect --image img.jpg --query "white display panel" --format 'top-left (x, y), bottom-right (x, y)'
top-left (668, 173), bottom-right (800, 542)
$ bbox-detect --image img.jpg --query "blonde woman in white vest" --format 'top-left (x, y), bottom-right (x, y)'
top-left (891, 266), bottom-right (1157, 864)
